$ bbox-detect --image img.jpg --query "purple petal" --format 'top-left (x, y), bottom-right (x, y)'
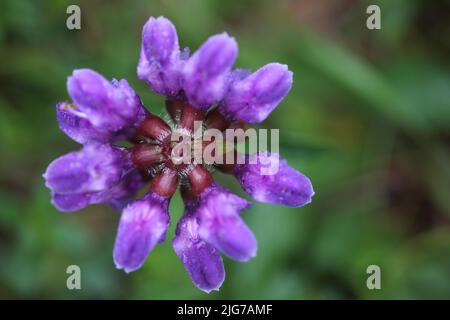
top-left (180, 47), bottom-right (190, 61)
top-left (173, 211), bottom-right (225, 293)
top-left (51, 193), bottom-right (91, 212)
top-left (195, 183), bottom-right (257, 261)
top-left (56, 99), bottom-right (147, 145)
top-left (143, 16), bottom-right (179, 66)
top-left (138, 16), bottom-right (182, 96)
top-left (67, 69), bottom-right (143, 132)
top-left (234, 152), bottom-right (314, 207)
top-left (219, 63), bottom-right (293, 124)
top-left (182, 33), bottom-right (237, 111)
top-left (44, 144), bottom-right (124, 194)
top-left (43, 144), bottom-right (136, 212)
top-left (113, 192), bottom-right (170, 273)
top-left (229, 68), bottom-right (252, 82)
top-left (92, 170), bottom-right (144, 211)
top-left (56, 102), bottom-right (114, 144)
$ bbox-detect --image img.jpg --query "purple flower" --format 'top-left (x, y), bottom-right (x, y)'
top-left (114, 192), bottom-right (170, 273)
top-left (60, 69), bottom-right (147, 144)
top-left (138, 16), bottom-right (237, 111)
top-left (182, 33), bottom-right (238, 111)
top-left (173, 209), bottom-right (225, 293)
top-left (173, 183), bottom-right (255, 292)
top-left (44, 144), bottom-right (142, 211)
top-left (219, 63), bottom-right (293, 123)
top-left (195, 183), bottom-right (256, 261)
top-left (138, 17), bottom-right (183, 97)
top-left (234, 152), bottom-right (314, 207)
top-left (44, 16), bottom-right (314, 293)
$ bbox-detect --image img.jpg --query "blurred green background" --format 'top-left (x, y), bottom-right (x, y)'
top-left (1, 0), bottom-right (449, 299)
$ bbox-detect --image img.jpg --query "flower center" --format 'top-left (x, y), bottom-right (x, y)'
top-left (129, 99), bottom-right (235, 199)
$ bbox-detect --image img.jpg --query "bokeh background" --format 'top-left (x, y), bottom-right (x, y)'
top-left (1, 0), bottom-right (449, 299)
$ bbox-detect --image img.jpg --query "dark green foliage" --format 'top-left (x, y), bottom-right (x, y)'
top-left (0, 0), bottom-right (449, 299)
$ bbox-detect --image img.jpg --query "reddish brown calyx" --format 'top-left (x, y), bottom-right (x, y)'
top-left (205, 107), bottom-right (229, 131)
top-left (129, 98), bottom-right (244, 201)
top-left (215, 149), bottom-right (238, 174)
top-left (136, 114), bottom-right (172, 143)
top-left (227, 121), bottom-right (249, 144)
top-left (180, 103), bottom-right (205, 132)
top-left (187, 164), bottom-right (213, 197)
top-left (166, 100), bottom-right (205, 132)
top-left (131, 144), bottom-right (164, 170)
top-left (166, 99), bottom-right (185, 122)
top-left (149, 168), bottom-right (179, 198)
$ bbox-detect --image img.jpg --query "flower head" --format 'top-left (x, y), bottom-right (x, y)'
top-left (44, 16), bottom-right (314, 293)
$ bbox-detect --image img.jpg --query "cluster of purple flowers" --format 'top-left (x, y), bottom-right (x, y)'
top-left (44, 16), bottom-right (314, 292)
